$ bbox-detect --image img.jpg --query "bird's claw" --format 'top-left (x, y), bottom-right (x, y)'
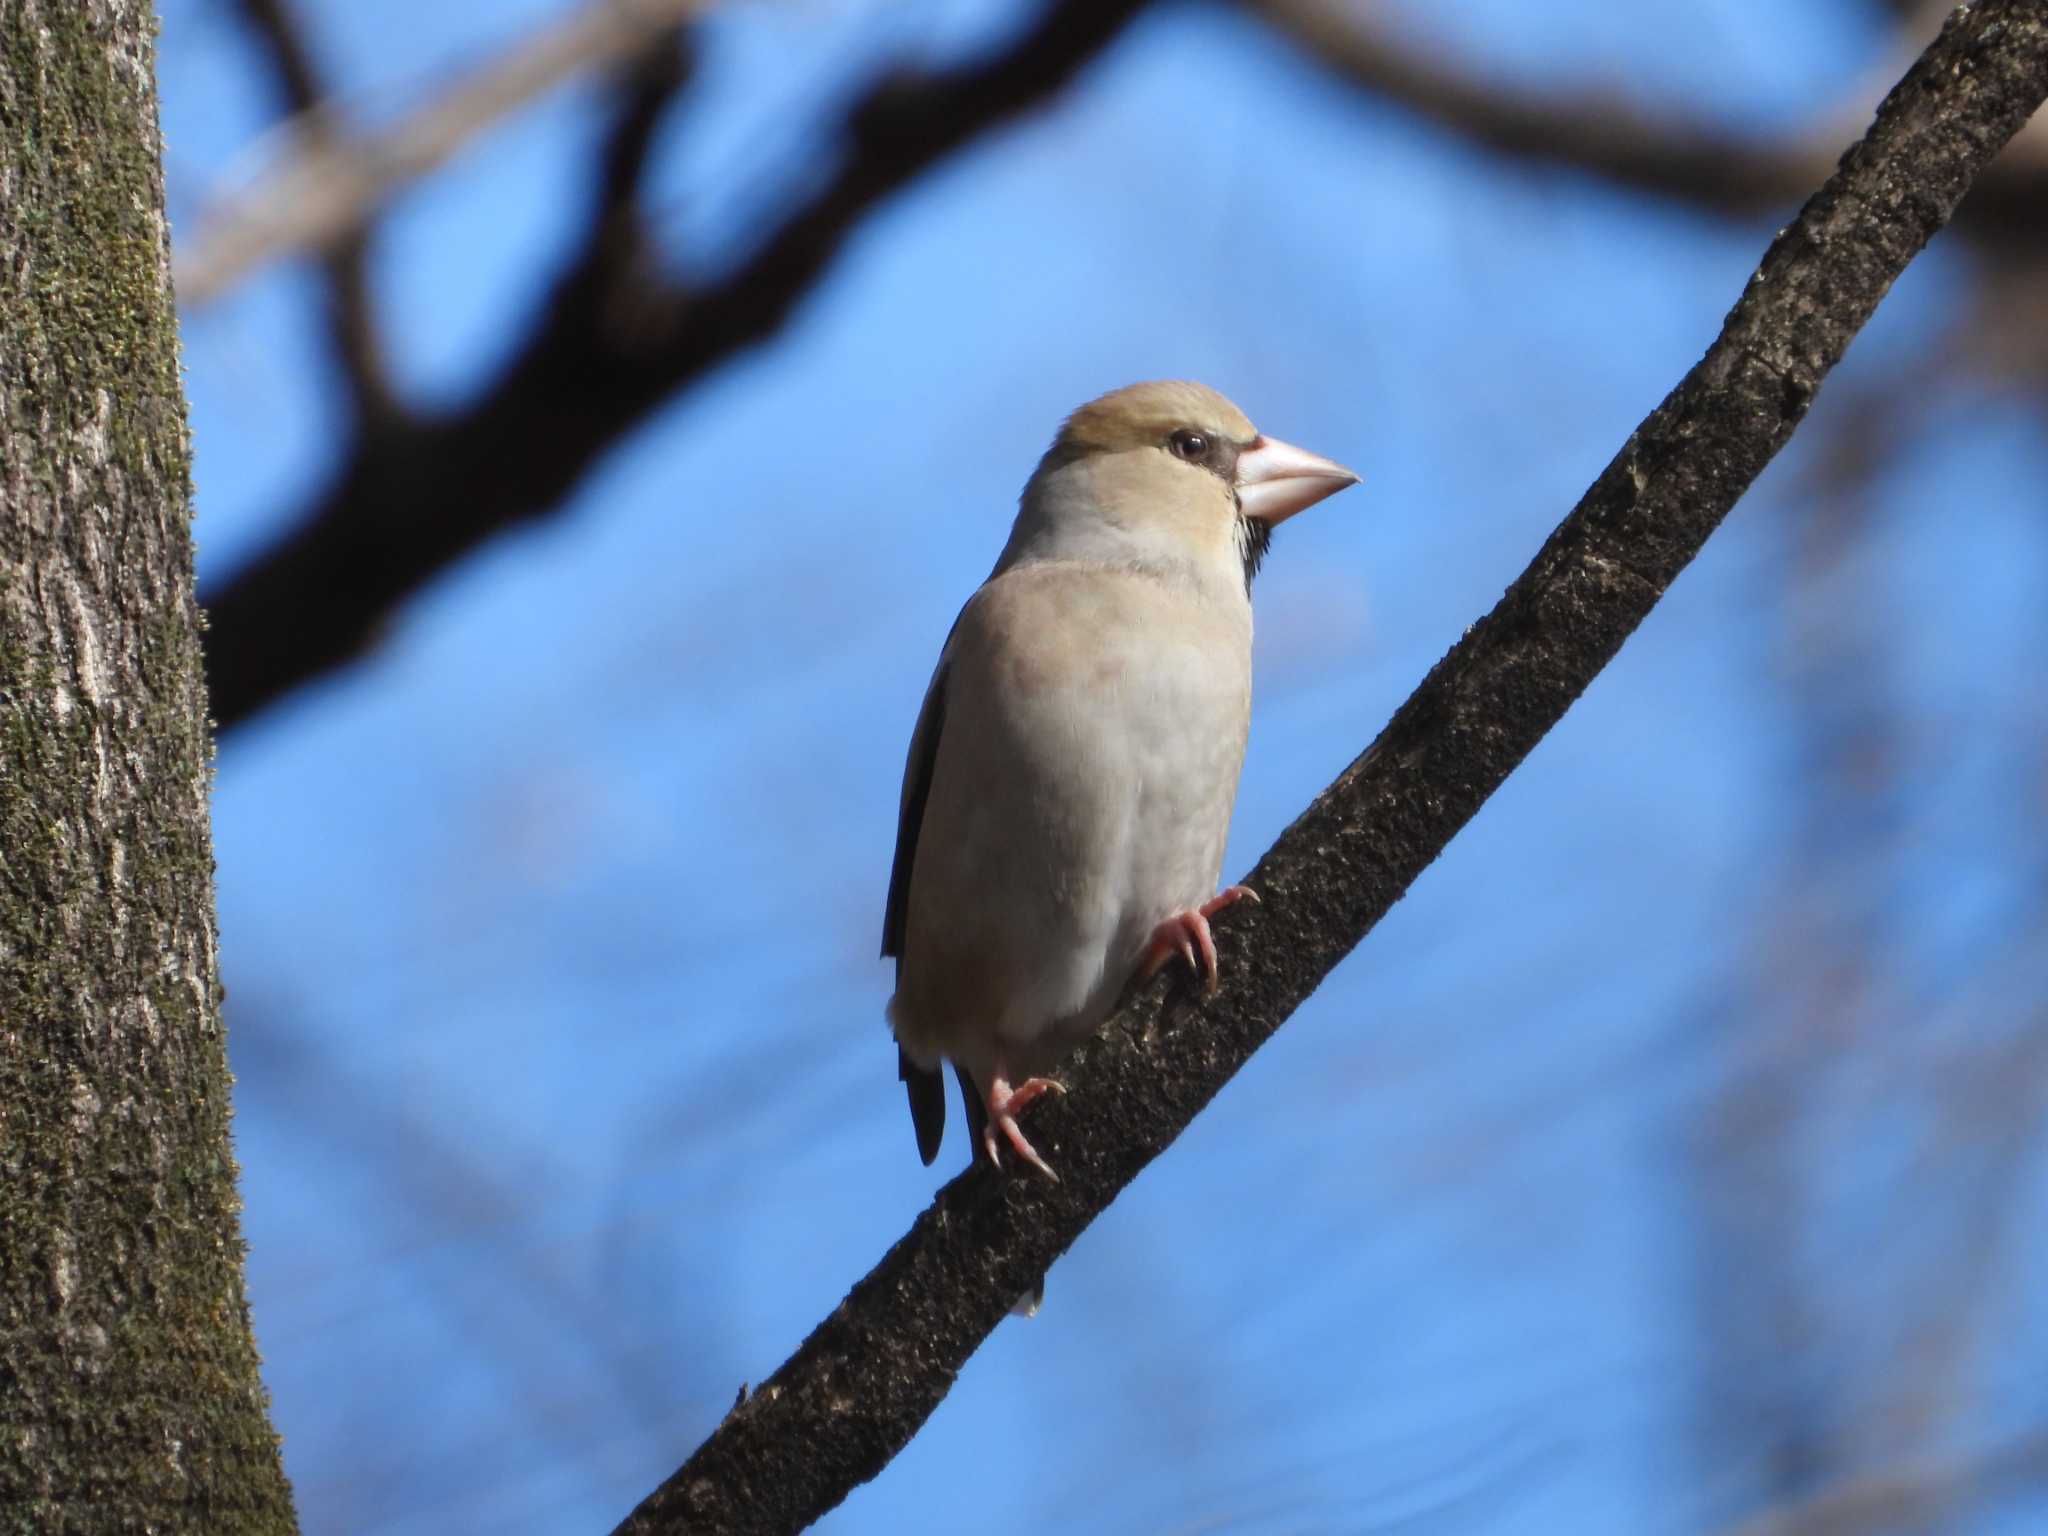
top-left (982, 1072), bottom-right (1066, 1183)
top-left (1140, 885), bottom-right (1258, 994)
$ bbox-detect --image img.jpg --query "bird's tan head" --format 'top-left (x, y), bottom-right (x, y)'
top-left (1054, 380), bottom-right (1257, 466)
top-left (1010, 380), bottom-right (1359, 592)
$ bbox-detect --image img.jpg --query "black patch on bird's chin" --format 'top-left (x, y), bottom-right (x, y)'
top-left (1236, 511), bottom-right (1272, 593)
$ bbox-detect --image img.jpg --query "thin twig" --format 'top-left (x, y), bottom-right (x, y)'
top-left (231, 0), bottom-right (399, 419)
top-left (181, 0), bottom-right (719, 306)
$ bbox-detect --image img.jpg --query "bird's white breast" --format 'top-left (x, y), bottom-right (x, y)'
top-left (891, 558), bottom-right (1251, 1087)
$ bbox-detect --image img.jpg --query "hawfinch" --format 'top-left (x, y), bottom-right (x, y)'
top-left (882, 381), bottom-right (1358, 1180)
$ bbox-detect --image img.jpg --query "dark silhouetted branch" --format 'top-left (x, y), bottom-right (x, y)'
top-left (199, 0), bottom-right (1154, 732)
top-left (608, 7), bottom-right (2048, 1531)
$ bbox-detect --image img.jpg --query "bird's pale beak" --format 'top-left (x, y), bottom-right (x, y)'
top-left (1235, 434), bottom-right (1360, 524)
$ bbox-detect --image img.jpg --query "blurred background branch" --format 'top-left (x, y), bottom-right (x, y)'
top-left (1722, 1422), bottom-right (2048, 1536)
top-left (1246, 0), bottom-right (1834, 213)
top-left (196, 0), bottom-right (1152, 732)
top-left (231, 0), bottom-right (399, 420)
top-left (180, 0), bottom-right (720, 308)
top-left (1248, 0), bottom-right (2048, 231)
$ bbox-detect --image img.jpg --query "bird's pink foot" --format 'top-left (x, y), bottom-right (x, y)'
top-left (1140, 885), bottom-right (1259, 994)
top-left (982, 1071), bottom-right (1066, 1183)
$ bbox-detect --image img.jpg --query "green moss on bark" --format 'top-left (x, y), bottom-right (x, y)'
top-left (0, 3), bottom-right (296, 1531)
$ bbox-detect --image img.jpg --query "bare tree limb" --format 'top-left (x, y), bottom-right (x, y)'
top-left (1246, 0), bottom-right (2048, 243)
top-left (231, 0), bottom-right (398, 422)
top-left (198, 0), bottom-right (1155, 732)
top-left (179, 0), bottom-right (718, 307)
top-left (607, 7), bottom-right (2048, 1530)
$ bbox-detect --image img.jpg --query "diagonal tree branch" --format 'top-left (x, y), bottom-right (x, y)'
top-left (610, 6), bottom-right (2048, 1531)
top-left (198, 0), bottom-right (1154, 732)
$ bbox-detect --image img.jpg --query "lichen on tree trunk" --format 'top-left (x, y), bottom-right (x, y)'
top-left (0, 2), bottom-right (297, 1531)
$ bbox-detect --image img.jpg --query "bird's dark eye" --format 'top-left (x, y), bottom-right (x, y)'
top-left (1169, 429), bottom-right (1209, 462)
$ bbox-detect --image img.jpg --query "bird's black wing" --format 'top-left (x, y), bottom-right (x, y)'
top-left (883, 625), bottom-right (958, 1166)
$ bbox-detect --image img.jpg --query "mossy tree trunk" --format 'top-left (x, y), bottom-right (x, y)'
top-left (0, 3), bottom-right (297, 1531)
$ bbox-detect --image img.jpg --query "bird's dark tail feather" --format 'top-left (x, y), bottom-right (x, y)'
top-left (900, 1046), bottom-right (945, 1165)
top-left (954, 1062), bottom-right (987, 1168)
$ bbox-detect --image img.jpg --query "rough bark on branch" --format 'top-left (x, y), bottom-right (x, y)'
top-left (611, 5), bottom-right (2048, 1531)
top-left (198, 0), bottom-right (1153, 733)
top-left (0, 1), bottom-right (296, 1530)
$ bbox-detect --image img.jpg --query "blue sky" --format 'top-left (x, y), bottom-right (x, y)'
top-left (157, 2), bottom-right (2048, 1532)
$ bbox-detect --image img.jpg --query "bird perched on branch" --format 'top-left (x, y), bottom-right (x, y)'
top-left (882, 380), bottom-right (1358, 1181)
